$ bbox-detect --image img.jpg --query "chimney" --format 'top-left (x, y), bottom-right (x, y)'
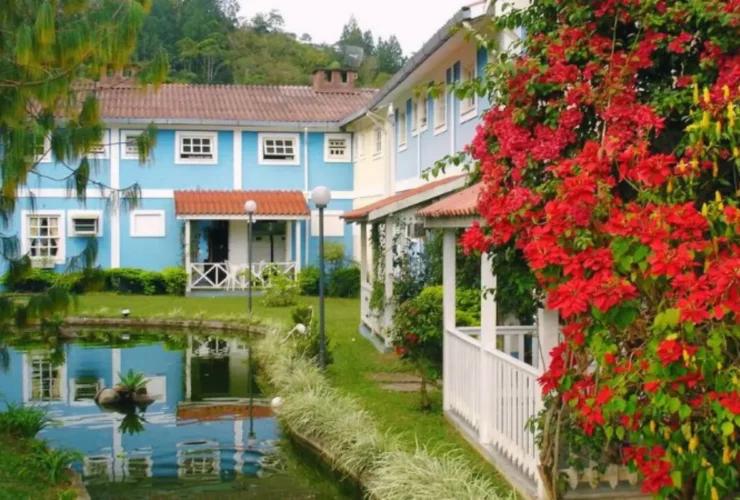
top-left (312, 68), bottom-right (358, 93)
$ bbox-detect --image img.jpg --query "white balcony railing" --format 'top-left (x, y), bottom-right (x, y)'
top-left (188, 262), bottom-right (297, 291)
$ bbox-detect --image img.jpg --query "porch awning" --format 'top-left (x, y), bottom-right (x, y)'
top-left (417, 183), bottom-right (482, 228)
top-left (174, 190), bottom-right (310, 220)
top-left (341, 174), bottom-right (466, 223)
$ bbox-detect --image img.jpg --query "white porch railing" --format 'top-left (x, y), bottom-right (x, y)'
top-left (188, 262), bottom-right (297, 291)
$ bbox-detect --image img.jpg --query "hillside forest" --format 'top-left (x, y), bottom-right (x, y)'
top-left (135, 0), bottom-right (407, 87)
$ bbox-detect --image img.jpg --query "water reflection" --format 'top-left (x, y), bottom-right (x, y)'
top-left (0, 330), bottom-right (279, 491)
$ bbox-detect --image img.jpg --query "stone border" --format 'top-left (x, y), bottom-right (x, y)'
top-left (62, 316), bottom-right (273, 334)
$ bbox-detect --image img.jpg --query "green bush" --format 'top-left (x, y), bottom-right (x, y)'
top-left (162, 267), bottom-right (187, 295)
top-left (328, 265), bottom-right (360, 298)
top-left (106, 268), bottom-right (166, 295)
top-left (1, 269), bottom-right (56, 292)
top-left (262, 273), bottom-right (299, 307)
top-left (290, 304), bottom-right (333, 366)
top-left (0, 403), bottom-right (51, 438)
top-left (323, 241), bottom-right (346, 269)
top-left (456, 288), bottom-right (481, 325)
top-left (297, 266), bottom-right (320, 295)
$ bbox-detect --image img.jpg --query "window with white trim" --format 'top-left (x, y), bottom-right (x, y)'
top-left (176, 132), bottom-right (217, 164)
top-left (26, 213), bottom-right (64, 266)
top-left (130, 210), bottom-right (166, 237)
top-left (33, 135), bottom-right (51, 163)
top-left (259, 134), bottom-right (299, 165)
top-left (373, 128), bottom-right (383, 157)
top-left (398, 109), bottom-right (407, 148)
top-left (324, 133), bottom-right (350, 162)
top-left (311, 211), bottom-right (345, 237)
top-left (68, 211), bottom-right (102, 237)
top-left (415, 96), bottom-right (428, 131)
top-left (434, 89), bottom-right (447, 131)
top-left (86, 130), bottom-right (109, 159)
top-left (122, 131), bottom-right (142, 160)
top-left (460, 63), bottom-right (477, 117)
top-left (30, 356), bottom-right (62, 402)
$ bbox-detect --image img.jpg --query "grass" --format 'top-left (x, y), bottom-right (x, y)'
top-left (71, 293), bottom-right (514, 493)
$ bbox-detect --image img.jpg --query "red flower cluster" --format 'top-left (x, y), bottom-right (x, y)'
top-left (623, 446), bottom-right (673, 494)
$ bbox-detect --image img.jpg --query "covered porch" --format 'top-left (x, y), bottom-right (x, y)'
top-left (174, 190), bottom-right (309, 293)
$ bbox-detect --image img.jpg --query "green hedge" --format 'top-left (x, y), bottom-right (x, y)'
top-left (2, 267), bottom-right (188, 296)
top-left (297, 264), bottom-right (361, 298)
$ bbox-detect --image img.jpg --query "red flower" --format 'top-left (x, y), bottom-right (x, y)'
top-left (667, 32), bottom-right (693, 54)
top-left (656, 340), bottom-right (696, 366)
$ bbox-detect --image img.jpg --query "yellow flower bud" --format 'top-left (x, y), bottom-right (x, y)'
top-left (702, 458), bottom-right (710, 467)
top-left (717, 362), bottom-right (723, 371)
top-left (734, 147), bottom-right (739, 158)
top-left (676, 446), bottom-right (684, 455)
top-left (704, 87), bottom-right (711, 104)
top-left (664, 429), bottom-right (671, 440)
top-left (693, 84), bottom-right (700, 104)
top-left (723, 446), bottom-right (731, 464)
top-left (729, 102), bottom-right (736, 127)
top-left (717, 121), bottom-right (723, 135)
top-left (689, 435), bottom-right (699, 452)
top-left (691, 159), bottom-right (699, 170)
top-left (716, 190), bottom-right (722, 203)
top-left (713, 161), bottom-right (719, 178)
top-left (667, 178), bottom-right (674, 194)
top-left (711, 487), bottom-right (719, 500)
top-left (724, 85), bottom-right (731, 100)
top-left (683, 349), bottom-right (691, 362)
top-left (702, 203), bottom-right (709, 216)
top-left (733, 375), bottom-right (739, 385)
top-left (709, 468), bottom-right (715, 480)
top-left (703, 111), bottom-right (711, 129)
top-left (650, 420), bottom-right (656, 433)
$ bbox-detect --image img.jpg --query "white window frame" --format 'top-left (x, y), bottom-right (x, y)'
top-left (25, 354), bottom-right (67, 403)
top-left (415, 95), bottom-right (429, 133)
top-left (354, 132), bottom-right (366, 161)
top-left (398, 108), bottom-right (408, 150)
top-left (324, 133), bottom-right (351, 163)
top-left (258, 133), bottom-right (300, 165)
top-left (121, 130), bottom-right (143, 160)
top-left (67, 210), bottom-right (103, 237)
top-left (372, 128), bottom-right (383, 159)
top-left (34, 135), bottom-right (52, 164)
top-left (175, 131), bottom-right (218, 165)
top-left (434, 87), bottom-right (448, 135)
top-left (86, 130), bottom-right (110, 159)
top-left (21, 210), bottom-right (66, 267)
top-left (460, 61), bottom-right (478, 122)
top-left (130, 210), bottom-right (166, 238)
top-left (311, 210), bottom-right (345, 237)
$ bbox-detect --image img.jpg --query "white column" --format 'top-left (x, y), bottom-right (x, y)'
top-left (479, 251), bottom-right (497, 444)
top-left (359, 223), bottom-right (368, 284)
top-left (442, 229), bottom-right (456, 330)
top-left (186, 335), bottom-right (192, 401)
top-left (184, 219), bottom-right (191, 293)
top-left (233, 128), bottom-right (243, 189)
top-left (383, 218), bottom-right (395, 342)
top-left (537, 308), bottom-right (560, 371)
top-left (295, 221), bottom-right (302, 273)
top-left (442, 228), bottom-right (456, 412)
top-left (285, 220), bottom-right (292, 263)
top-left (110, 126), bottom-right (121, 268)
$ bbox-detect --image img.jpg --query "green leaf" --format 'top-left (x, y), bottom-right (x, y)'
top-left (605, 426), bottom-right (614, 442)
top-left (614, 307), bottom-right (638, 329)
top-left (722, 421), bottom-right (734, 436)
top-left (679, 405), bottom-right (692, 420)
top-left (668, 397), bottom-right (681, 414)
top-left (672, 471), bottom-right (682, 489)
top-left (616, 426), bottom-right (625, 441)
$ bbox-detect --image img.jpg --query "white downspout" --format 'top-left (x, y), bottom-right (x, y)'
top-left (387, 105), bottom-right (396, 195)
top-left (303, 127), bottom-right (309, 192)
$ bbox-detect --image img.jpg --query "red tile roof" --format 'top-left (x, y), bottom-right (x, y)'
top-left (342, 175), bottom-right (465, 221)
top-left (87, 81), bottom-right (377, 123)
top-left (174, 190), bottom-right (309, 217)
top-left (417, 183), bottom-right (482, 218)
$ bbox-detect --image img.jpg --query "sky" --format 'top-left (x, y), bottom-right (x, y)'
top-left (236, 0), bottom-right (476, 55)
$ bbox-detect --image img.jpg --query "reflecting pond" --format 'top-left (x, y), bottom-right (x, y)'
top-left (0, 330), bottom-right (356, 499)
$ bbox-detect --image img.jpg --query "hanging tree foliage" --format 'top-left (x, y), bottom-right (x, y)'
top-left (0, 0), bottom-right (167, 326)
top-left (462, 1), bottom-right (740, 498)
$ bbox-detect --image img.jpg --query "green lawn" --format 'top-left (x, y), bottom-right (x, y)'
top-left (72, 293), bottom-right (513, 493)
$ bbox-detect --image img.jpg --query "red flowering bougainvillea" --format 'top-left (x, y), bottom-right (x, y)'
top-left (463, 1), bottom-right (740, 498)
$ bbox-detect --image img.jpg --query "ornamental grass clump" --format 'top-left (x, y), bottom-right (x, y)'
top-left (458, 1), bottom-right (740, 498)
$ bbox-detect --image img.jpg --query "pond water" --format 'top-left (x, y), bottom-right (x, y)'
top-left (0, 330), bottom-right (356, 499)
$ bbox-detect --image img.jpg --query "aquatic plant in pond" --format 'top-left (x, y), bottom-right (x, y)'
top-left (0, 403), bottom-right (52, 438)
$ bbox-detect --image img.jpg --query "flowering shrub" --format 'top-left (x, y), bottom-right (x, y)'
top-left (462, 1), bottom-right (740, 498)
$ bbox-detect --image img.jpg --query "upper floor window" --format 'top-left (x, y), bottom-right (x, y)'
top-left (373, 128), bottom-right (383, 157)
top-left (398, 108), bottom-right (408, 148)
top-left (33, 135), bottom-right (51, 163)
top-left (324, 133), bottom-right (351, 163)
top-left (434, 88), bottom-right (448, 133)
top-left (176, 131), bottom-right (218, 165)
top-left (68, 210), bottom-right (103, 237)
top-left (121, 130), bottom-right (142, 160)
top-left (23, 210), bottom-right (65, 267)
top-left (415, 96), bottom-right (428, 133)
top-left (86, 130), bottom-right (109, 159)
top-left (259, 133), bottom-right (300, 165)
top-left (460, 63), bottom-right (477, 119)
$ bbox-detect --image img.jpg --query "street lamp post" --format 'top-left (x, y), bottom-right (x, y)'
top-left (310, 186), bottom-right (331, 369)
top-left (244, 200), bottom-right (257, 314)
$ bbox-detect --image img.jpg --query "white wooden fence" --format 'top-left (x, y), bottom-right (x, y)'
top-left (188, 262), bottom-right (297, 291)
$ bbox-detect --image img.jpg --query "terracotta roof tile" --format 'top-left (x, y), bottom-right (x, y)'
top-left (417, 183), bottom-right (482, 218)
top-left (342, 175), bottom-right (465, 221)
top-left (174, 190), bottom-right (309, 217)
top-left (87, 81), bottom-right (376, 123)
